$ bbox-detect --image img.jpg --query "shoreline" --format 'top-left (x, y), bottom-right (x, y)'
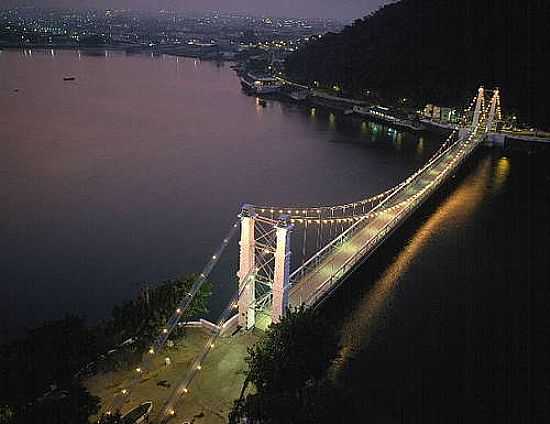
top-left (0, 43), bottom-right (237, 61)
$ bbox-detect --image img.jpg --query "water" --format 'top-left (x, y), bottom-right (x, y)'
top-left (1, 48), bottom-right (548, 420)
top-left (0, 49), bottom-right (440, 338)
top-left (323, 146), bottom-right (550, 421)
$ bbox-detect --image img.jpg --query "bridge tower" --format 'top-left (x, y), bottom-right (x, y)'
top-left (238, 205), bottom-right (256, 329)
top-left (485, 89), bottom-right (501, 133)
top-left (272, 215), bottom-right (293, 324)
top-left (472, 86), bottom-right (485, 128)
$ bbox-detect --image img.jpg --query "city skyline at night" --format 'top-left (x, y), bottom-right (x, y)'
top-left (1, 0), bottom-right (390, 20)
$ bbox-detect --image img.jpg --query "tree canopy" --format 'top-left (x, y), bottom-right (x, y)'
top-left (0, 274), bottom-right (211, 424)
top-left (230, 307), bottom-right (349, 424)
top-left (286, 0), bottom-right (550, 129)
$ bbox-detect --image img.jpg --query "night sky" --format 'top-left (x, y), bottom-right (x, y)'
top-left (2, 0), bottom-right (390, 20)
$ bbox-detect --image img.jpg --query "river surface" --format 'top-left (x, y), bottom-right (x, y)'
top-left (0, 48), bottom-right (441, 337)
top-left (1, 48), bottom-right (548, 420)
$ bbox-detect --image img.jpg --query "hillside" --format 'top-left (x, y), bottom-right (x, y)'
top-left (285, 0), bottom-right (550, 128)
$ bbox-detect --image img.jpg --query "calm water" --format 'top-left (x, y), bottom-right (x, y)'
top-left (1, 48), bottom-right (548, 420)
top-left (0, 49), bottom-right (440, 337)
top-left (324, 145), bottom-right (550, 421)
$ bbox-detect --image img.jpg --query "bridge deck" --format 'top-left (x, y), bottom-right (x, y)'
top-left (289, 134), bottom-right (480, 307)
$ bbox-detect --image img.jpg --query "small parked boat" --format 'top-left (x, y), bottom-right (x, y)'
top-left (121, 401), bottom-right (153, 424)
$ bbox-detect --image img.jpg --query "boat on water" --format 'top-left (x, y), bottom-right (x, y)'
top-left (352, 105), bottom-right (425, 132)
top-left (63, 76), bottom-right (76, 81)
top-left (121, 401), bottom-right (153, 424)
top-left (240, 73), bottom-right (282, 94)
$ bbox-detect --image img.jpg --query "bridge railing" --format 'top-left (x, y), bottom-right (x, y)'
top-left (288, 130), bottom-right (476, 290)
top-left (301, 131), bottom-right (480, 307)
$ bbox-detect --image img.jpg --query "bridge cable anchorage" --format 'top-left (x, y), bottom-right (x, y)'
top-left (152, 218), bottom-right (240, 353)
top-left (158, 246), bottom-right (274, 421)
top-left (102, 219), bottom-right (240, 418)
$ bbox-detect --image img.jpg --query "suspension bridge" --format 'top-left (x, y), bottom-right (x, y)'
top-left (102, 87), bottom-right (503, 423)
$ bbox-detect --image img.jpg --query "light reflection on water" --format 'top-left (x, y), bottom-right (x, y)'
top-left (0, 49), bottom-right (444, 334)
top-left (493, 155), bottom-right (511, 191)
top-left (331, 157), bottom-right (493, 376)
top-left (416, 137), bottom-right (425, 156)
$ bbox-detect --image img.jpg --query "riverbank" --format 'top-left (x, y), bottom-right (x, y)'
top-left (247, 74), bottom-right (550, 143)
top-left (86, 327), bottom-right (260, 423)
top-left (0, 275), bottom-right (212, 423)
top-left (0, 43), bottom-right (237, 61)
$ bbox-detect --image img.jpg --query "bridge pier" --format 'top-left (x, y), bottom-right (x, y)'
top-left (271, 215), bottom-right (293, 324)
top-left (238, 205), bottom-right (256, 329)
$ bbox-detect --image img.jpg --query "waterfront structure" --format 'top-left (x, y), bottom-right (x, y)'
top-left (240, 72), bottom-right (283, 94)
top-left (352, 104), bottom-right (425, 132)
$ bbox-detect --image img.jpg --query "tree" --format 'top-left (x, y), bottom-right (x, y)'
top-left (230, 307), bottom-right (341, 423)
top-left (0, 406), bottom-right (14, 424)
top-left (98, 410), bottom-right (123, 424)
top-left (14, 383), bottom-right (99, 424)
top-left (246, 307), bottom-right (338, 393)
top-left (0, 315), bottom-right (97, 408)
top-left (285, 0), bottom-right (550, 129)
top-left (106, 274), bottom-right (212, 348)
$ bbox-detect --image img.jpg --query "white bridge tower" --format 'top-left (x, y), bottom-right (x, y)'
top-left (237, 206), bottom-right (293, 329)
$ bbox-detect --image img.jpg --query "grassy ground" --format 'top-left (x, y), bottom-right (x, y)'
top-left (85, 327), bottom-right (261, 423)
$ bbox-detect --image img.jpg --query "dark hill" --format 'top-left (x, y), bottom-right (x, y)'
top-left (286, 0), bottom-right (550, 128)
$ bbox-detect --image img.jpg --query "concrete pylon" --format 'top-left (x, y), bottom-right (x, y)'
top-left (472, 86), bottom-right (485, 129)
top-left (485, 89), bottom-right (499, 133)
top-left (238, 204), bottom-right (256, 329)
top-left (271, 215), bottom-right (293, 325)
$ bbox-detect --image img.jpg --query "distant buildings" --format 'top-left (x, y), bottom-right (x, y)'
top-left (423, 104), bottom-right (461, 124)
top-left (0, 9), bottom-right (342, 60)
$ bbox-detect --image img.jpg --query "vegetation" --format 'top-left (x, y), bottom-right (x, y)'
top-left (97, 411), bottom-right (123, 424)
top-left (0, 274), bottom-right (211, 424)
top-left (0, 406), bottom-right (14, 424)
top-left (229, 307), bottom-right (352, 423)
top-left (104, 274), bottom-right (211, 349)
top-left (286, 0), bottom-right (550, 129)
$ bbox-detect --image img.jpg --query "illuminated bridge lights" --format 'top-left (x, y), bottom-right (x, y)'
top-left (109, 91), bottom-right (489, 416)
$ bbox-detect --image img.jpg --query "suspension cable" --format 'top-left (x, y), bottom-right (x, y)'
top-left (102, 219), bottom-right (240, 418)
top-left (152, 219), bottom-right (240, 352)
top-left (251, 130), bottom-right (458, 217)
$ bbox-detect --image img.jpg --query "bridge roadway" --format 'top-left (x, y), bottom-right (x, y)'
top-left (288, 131), bottom-right (481, 308)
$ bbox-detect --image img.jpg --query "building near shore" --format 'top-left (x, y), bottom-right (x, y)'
top-left (423, 104), bottom-right (460, 124)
